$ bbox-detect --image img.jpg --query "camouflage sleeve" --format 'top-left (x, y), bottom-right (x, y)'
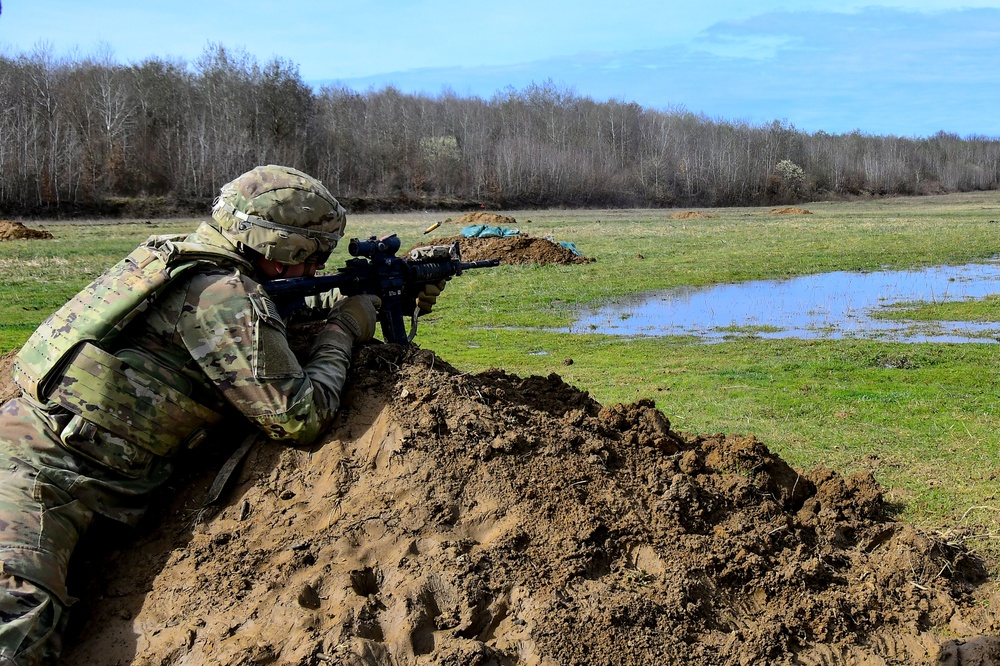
top-left (175, 270), bottom-right (352, 445)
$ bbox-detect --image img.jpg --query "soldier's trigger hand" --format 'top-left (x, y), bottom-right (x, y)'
top-left (328, 294), bottom-right (381, 343)
top-left (417, 279), bottom-right (448, 316)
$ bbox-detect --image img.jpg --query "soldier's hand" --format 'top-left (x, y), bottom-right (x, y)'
top-left (416, 280), bottom-right (448, 316)
top-left (328, 294), bottom-right (381, 343)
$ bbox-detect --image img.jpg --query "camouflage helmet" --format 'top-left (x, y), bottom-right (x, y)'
top-left (210, 165), bottom-right (346, 265)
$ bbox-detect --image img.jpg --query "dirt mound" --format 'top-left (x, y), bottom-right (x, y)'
top-left (0, 220), bottom-right (54, 240)
top-left (422, 235), bottom-right (594, 266)
top-left (0, 351), bottom-right (18, 403)
top-left (672, 211), bottom-right (713, 219)
top-left (770, 207), bottom-right (813, 215)
top-left (13, 343), bottom-right (989, 666)
top-left (452, 212), bottom-right (518, 227)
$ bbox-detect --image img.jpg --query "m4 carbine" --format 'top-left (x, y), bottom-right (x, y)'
top-left (263, 234), bottom-right (499, 345)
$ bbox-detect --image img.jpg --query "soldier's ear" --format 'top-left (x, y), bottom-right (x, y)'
top-left (254, 258), bottom-right (286, 279)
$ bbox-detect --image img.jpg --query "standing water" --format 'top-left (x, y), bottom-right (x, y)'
top-left (570, 262), bottom-right (1000, 343)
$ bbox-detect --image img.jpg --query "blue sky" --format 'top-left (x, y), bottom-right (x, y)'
top-left (3, 1), bottom-right (1000, 138)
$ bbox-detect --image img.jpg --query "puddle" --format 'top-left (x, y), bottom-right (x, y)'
top-left (569, 262), bottom-right (1000, 343)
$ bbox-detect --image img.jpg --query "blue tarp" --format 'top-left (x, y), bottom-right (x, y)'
top-left (460, 225), bottom-right (521, 238)
top-left (461, 225), bottom-right (585, 257)
top-left (558, 241), bottom-right (583, 256)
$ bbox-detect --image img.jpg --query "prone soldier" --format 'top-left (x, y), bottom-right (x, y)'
top-left (0, 165), bottom-right (415, 664)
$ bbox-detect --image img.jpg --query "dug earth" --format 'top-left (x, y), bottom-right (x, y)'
top-left (1, 343), bottom-right (999, 665)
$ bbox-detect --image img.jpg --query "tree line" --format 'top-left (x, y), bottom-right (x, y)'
top-left (2, 44), bottom-right (999, 217)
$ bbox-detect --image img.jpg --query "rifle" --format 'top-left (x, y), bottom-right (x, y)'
top-left (263, 234), bottom-right (500, 345)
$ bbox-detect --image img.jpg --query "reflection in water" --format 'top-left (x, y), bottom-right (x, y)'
top-left (571, 263), bottom-right (1000, 343)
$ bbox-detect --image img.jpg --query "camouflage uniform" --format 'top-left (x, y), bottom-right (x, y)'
top-left (0, 166), bottom-right (366, 664)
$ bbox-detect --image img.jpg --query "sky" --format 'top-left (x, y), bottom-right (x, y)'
top-left (3, 1), bottom-right (1000, 138)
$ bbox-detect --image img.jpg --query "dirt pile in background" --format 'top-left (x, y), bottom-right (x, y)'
top-left (0, 343), bottom-right (982, 666)
top-left (426, 211), bottom-right (594, 265)
top-left (450, 212), bottom-right (519, 227)
top-left (422, 235), bottom-right (594, 266)
top-left (672, 211), bottom-right (713, 219)
top-left (0, 220), bottom-right (54, 240)
top-left (770, 207), bottom-right (813, 215)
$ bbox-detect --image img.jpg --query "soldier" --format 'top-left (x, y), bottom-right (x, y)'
top-left (0, 165), bottom-right (388, 665)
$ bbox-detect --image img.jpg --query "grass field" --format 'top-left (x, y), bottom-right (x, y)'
top-left (4, 193), bottom-right (1000, 555)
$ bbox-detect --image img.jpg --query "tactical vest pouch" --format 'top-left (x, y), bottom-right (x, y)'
top-left (59, 414), bottom-right (158, 479)
top-left (50, 342), bottom-right (224, 463)
top-left (115, 347), bottom-right (195, 398)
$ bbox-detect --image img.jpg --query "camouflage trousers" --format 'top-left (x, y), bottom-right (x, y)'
top-left (0, 456), bottom-right (93, 665)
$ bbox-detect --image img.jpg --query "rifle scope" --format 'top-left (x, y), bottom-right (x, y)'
top-left (349, 235), bottom-right (401, 257)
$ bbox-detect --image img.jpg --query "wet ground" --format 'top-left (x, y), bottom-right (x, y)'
top-left (571, 262), bottom-right (1000, 343)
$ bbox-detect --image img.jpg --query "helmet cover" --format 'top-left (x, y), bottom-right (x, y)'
top-left (211, 165), bottom-right (346, 265)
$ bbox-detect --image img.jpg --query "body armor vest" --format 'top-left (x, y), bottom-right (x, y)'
top-left (13, 235), bottom-right (253, 472)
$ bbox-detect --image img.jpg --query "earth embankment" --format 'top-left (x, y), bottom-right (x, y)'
top-left (2, 344), bottom-right (983, 666)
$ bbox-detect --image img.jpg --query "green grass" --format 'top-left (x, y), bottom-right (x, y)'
top-left (4, 195), bottom-right (1000, 554)
top-left (0, 220), bottom-right (195, 347)
top-left (879, 294), bottom-right (1000, 323)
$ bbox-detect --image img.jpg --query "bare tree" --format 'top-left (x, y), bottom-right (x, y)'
top-left (2, 45), bottom-right (1000, 215)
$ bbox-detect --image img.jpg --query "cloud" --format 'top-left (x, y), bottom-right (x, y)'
top-left (320, 7), bottom-right (1000, 138)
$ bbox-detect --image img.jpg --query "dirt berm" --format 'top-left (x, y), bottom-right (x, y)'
top-left (2, 345), bottom-right (1000, 665)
